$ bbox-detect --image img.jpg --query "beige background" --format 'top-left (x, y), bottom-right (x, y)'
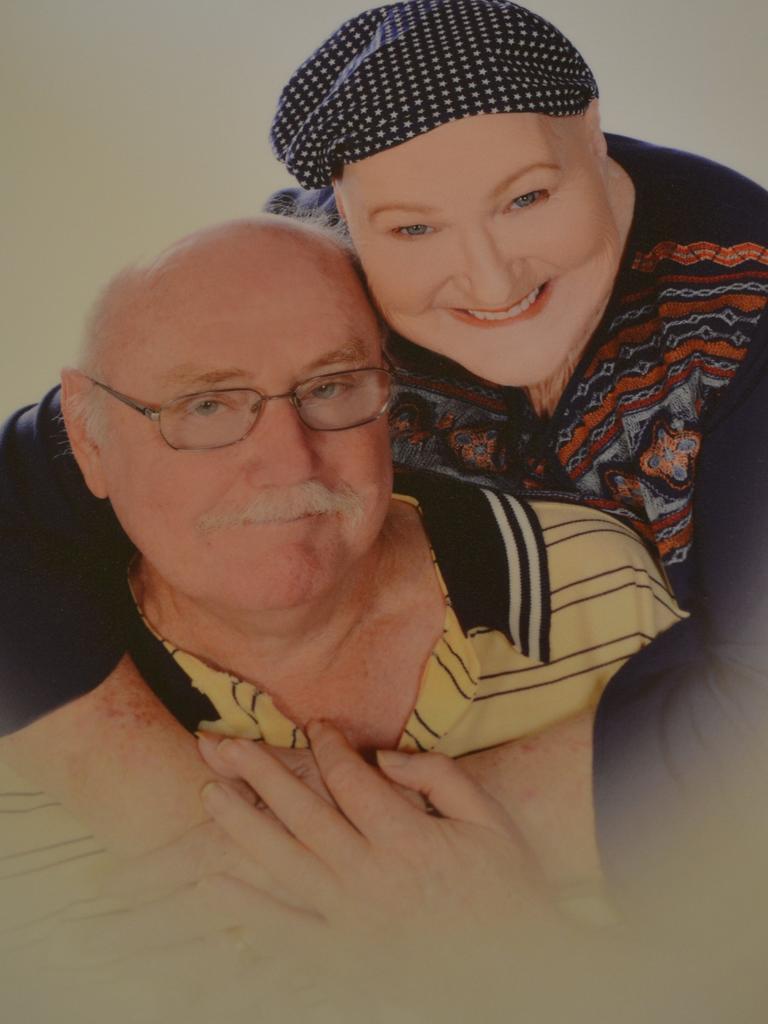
top-left (3, 0), bottom-right (767, 418)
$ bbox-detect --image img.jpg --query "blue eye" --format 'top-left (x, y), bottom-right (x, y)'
top-left (302, 377), bottom-right (357, 403)
top-left (308, 381), bottom-right (344, 400)
top-left (188, 398), bottom-right (224, 417)
top-left (396, 224), bottom-right (433, 237)
top-left (511, 190), bottom-right (547, 210)
top-left (178, 393), bottom-right (240, 418)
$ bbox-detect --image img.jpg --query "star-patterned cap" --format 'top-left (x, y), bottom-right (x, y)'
top-left (270, 0), bottom-right (599, 189)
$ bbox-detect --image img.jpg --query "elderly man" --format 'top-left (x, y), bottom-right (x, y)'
top-left (3, 4), bottom-right (767, 926)
top-left (0, 212), bottom-right (682, 905)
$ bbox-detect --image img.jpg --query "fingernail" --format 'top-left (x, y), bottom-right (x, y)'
top-left (217, 738), bottom-right (237, 759)
top-left (197, 732), bottom-right (222, 755)
top-left (201, 781), bottom-right (234, 809)
top-left (376, 750), bottom-right (412, 769)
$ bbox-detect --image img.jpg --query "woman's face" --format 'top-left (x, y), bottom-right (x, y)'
top-left (334, 106), bottom-right (632, 387)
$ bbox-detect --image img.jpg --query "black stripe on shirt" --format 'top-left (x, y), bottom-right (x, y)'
top-left (475, 653), bottom-right (636, 699)
top-left (232, 681), bottom-right (259, 727)
top-left (549, 563), bottom-right (668, 597)
top-left (433, 652), bottom-right (473, 701)
top-left (545, 526), bottom-right (650, 551)
top-left (513, 493), bottom-right (551, 662)
top-left (413, 707), bottom-right (442, 739)
top-left (442, 637), bottom-right (473, 679)
top-left (541, 516), bottom-right (631, 533)
top-left (0, 847), bottom-right (106, 882)
top-left (495, 494), bottom-right (532, 656)
top-left (552, 580), bottom-right (686, 620)
top-left (478, 631), bottom-right (658, 681)
top-left (403, 729), bottom-right (429, 752)
top-left (394, 470), bottom-right (552, 660)
top-left (0, 835), bottom-right (94, 863)
top-left (0, 803), bottom-right (59, 815)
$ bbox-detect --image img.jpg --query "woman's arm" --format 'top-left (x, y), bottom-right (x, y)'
top-left (0, 655), bottom-right (216, 855)
top-left (593, 311), bottom-right (768, 897)
top-left (0, 388), bottom-right (134, 735)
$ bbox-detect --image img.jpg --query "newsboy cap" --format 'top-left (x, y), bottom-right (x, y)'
top-left (271, 0), bottom-right (598, 189)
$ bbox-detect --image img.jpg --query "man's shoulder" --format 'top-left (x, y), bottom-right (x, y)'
top-left (392, 471), bottom-right (671, 665)
top-left (393, 471), bottom-right (555, 661)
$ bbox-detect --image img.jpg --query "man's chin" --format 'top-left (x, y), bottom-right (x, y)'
top-left (201, 530), bottom-right (345, 596)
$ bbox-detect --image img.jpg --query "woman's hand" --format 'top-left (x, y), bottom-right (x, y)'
top-left (196, 722), bottom-right (556, 953)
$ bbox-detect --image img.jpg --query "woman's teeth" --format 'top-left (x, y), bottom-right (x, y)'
top-left (466, 286), bottom-right (541, 321)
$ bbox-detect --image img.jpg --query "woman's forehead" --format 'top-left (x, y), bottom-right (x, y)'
top-left (337, 112), bottom-right (586, 209)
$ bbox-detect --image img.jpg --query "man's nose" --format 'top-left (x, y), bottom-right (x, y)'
top-left (239, 395), bottom-right (319, 483)
top-left (456, 229), bottom-right (521, 308)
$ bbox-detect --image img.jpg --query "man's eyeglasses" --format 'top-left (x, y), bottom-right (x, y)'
top-left (88, 367), bottom-right (394, 451)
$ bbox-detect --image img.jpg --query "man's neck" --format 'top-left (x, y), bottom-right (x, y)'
top-left (131, 499), bottom-right (438, 727)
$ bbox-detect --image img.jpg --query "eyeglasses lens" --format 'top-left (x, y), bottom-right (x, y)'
top-left (297, 369), bottom-right (391, 430)
top-left (161, 391), bottom-right (261, 450)
top-left (158, 370), bottom-right (391, 450)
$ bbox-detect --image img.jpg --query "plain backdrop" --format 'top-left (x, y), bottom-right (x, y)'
top-left (3, 0), bottom-right (767, 418)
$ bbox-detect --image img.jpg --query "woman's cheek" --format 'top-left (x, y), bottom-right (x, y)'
top-left (366, 248), bottom-right (436, 316)
top-left (572, 191), bottom-right (620, 261)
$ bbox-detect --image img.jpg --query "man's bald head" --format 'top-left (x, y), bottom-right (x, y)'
top-left (79, 214), bottom-right (375, 382)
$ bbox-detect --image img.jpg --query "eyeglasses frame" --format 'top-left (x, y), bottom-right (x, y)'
top-left (86, 366), bottom-right (395, 452)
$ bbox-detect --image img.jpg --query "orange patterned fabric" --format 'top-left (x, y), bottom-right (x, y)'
top-left (386, 138), bottom-right (768, 579)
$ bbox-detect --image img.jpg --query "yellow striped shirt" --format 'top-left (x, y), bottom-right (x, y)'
top-left (135, 496), bottom-right (684, 756)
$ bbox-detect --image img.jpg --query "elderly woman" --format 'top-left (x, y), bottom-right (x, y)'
top-left (1, 0), bottom-right (766, 909)
top-left (264, 0), bottom-right (768, 878)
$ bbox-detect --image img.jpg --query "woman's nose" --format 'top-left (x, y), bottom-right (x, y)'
top-left (456, 231), bottom-right (521, 309)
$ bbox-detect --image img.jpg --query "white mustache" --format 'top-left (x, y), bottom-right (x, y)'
top-left (196, 481), bottom-right (364, 534)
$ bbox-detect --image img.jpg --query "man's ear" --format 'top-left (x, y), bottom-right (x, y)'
top-left (583, 99), bottom-right (608, 161)
top-left (60, 369), bottom-right (110, 499)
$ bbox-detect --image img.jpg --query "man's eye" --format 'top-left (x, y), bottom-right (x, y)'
top-left (192, 400), bottom-right (223, 416)
top-left (184, 398), bottom-right (226, 417)
top-left (395, 224), bottom-right (433, 238)
top-left (305, 380), bottom-right (348, 401)
top-left (511, 190), bottom-right (548, 210)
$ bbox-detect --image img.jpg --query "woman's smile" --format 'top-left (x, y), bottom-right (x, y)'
top-left (450, 283), bottom-right (549, 328)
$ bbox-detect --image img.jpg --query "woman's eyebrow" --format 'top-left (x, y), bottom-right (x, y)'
top-left (368, 162), bottom-right (560, 222)
top-left (368, 201), bottom-right (441, 223)
top-left (488, 163), bottom-right (560, 201)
